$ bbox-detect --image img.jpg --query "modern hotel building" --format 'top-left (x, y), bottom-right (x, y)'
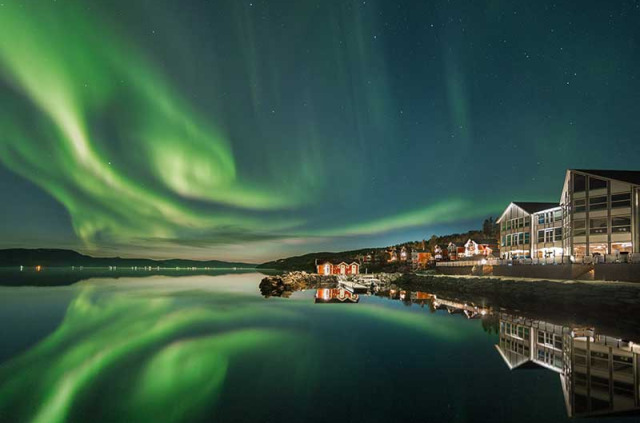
top-left (497, 202), bottom-right (564, 260)
top-left (561, 169), bottom-right (639, 259)
top-left (498, 169), bottom-right (640, 262)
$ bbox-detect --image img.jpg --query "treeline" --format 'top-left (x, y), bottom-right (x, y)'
top-left (396, 217), bottom-right (499, 252)
top-left (256, 248), bottom-right (374, 272)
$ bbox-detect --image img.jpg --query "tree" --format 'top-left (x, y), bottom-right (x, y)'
top-left (427, 235), bottom-right (439, 252)
top-left (482, 216), bottom-right (498, 238)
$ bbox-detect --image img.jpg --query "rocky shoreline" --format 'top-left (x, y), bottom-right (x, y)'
top-left (259, 271), bottom-right (335, 297)
top-left (259, 271), bottom-right (402, 297)
top-left (259, 270), bottom-right (640, 339)
top-left (396, 274), bottom-right (640, 340)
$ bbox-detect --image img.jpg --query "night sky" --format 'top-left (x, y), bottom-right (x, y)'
top-left (1, 0), bottom-right (639, 262)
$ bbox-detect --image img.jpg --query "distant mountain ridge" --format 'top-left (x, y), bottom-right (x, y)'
top-left (0, 249), bottom-right (255, 268)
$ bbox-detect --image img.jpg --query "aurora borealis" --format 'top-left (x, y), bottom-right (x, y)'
top-left (1, 1), bottom-right (640, 261)
top-left (0, 274), bottom-right (462, 422)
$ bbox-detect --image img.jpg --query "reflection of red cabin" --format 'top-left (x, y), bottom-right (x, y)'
top-left (314, 288), bottom-right (359, 303)
top-left (414, 292), bottom-right (433, 300)
top-left (317, 261), bottom-right (359, 276)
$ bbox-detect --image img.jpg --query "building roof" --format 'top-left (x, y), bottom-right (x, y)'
top-left (573, 169), bottom-right (640, 186)
top-left (317, 260), bottom-right (359, 266)
top-left (465, 238), bottom-right (497, 246)
top-left (512, 202), bottom-right (559, 214)
top-left (497, 201), bottom-right (560, 223)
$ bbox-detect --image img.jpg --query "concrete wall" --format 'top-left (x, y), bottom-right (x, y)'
top-left (593, 264), bottom-right (640, 282)
top-left (436, 263), bottom-right (640, 283)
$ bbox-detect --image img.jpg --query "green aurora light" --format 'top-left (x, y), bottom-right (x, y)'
top-left (0, 1), bottom-right (482, 258)
top-left (1, 1), bottom-right (638, 260)
top-left (0, 276), bottom-right (462, 422)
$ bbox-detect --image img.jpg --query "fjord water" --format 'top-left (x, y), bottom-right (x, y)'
top-left (0, 273), bottom-right (636, 423)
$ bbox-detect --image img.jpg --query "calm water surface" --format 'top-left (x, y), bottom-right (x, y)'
top-left (0, 272), bottom-right (638, 423)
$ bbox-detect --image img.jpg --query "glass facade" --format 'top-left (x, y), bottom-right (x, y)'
top-left (589, 217), bottom-right (607, 234)
top-left (501, 170), bottom-right (638, 260)
top-left (612, 216), bottom-right (631, 233)
top-left (589, 196), bottom-right (607, 211)
top-left (562, 171), bottom-right (637, 258)
top-left (611, 193), bottom-right (631, 208)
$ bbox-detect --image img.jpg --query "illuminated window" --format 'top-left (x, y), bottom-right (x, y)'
top-left (554, 335), bottom-right (562, 350)
top-left (612, 216), bottom-right (631, 233)
top-left (612, 243), bottom-right (632, 253)
top-left (538, 229), bottom-right (554, 243)
top-left (589, 217), bottom-right (608, 234)
top-left (554, 227), bottom-right (562, 241)
top-left (589, 243), bottom-right (608, 255)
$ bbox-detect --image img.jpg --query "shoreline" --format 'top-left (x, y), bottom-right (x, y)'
top-left (260, 270), bottom-right (640, 339)
top-left (396, 273), bottom-right (640, 340)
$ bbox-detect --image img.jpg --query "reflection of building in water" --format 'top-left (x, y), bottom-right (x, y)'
top-left (564, 333), bottom-right (639, 417)
top-left (496, 313), bottom-right (640, 418)
top-left (427, 293), bottom-right (490, 319)
top-left (316, 260), bottom-right (360, 276)
top-left (314, 288), bottom-right (359, 303)
top-left (385, 290), bottom-right (491, 318)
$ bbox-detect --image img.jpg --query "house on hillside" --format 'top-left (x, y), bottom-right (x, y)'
top-left (432, 245), bottom-right (442, 261)
top-left (387, 246), bottom-right (410, 263)
top-left (447, 242), bottom-right (465, 260)
top-left (411, 250), bottom-right (431, 268)
top-left (464, 239), bottom-right (497, 258)
top-left (400, 246), bottom-right (409, 261)
top-left (316, 260), bottom-right (360, 276)
top-left (387, 248), bottom-right (398, 262)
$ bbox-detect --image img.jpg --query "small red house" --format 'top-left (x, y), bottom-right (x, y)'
top-left (317, 261), bottom-right (360, 276)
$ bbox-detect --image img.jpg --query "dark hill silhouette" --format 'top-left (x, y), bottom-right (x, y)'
top-left (0, 248), bottom-right (255, 269)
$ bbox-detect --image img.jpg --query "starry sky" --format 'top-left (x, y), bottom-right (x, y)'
top-left (0, 0), bottom-right (639, 263)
